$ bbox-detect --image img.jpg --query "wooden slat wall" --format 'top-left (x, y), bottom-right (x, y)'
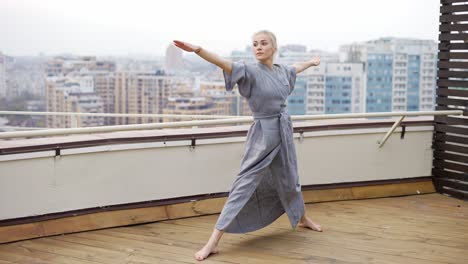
top-left (433, 0), bottom-right (468, 199)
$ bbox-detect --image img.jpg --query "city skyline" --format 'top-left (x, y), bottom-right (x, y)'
top-left (1, 0), bottom-right (440, 57)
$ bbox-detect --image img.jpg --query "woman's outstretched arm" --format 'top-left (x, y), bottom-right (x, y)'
top-left (173, 40), bottom-right (233, 74)
top-left (292, 56), bottom-right (321, 74)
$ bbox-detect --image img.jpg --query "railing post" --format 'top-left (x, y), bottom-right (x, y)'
top-left (377, 115), bottom-right (406, 148)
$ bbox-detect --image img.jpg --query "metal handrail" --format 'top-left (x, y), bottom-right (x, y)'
top-left (0, 110), bottom-right (463, 144)
top-left (0, 111), bottom-right (244, 120)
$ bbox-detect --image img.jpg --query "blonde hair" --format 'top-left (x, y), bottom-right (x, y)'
top-left (252, 30), bottom-right (278, 56)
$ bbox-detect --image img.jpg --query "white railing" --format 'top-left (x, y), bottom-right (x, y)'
top-left (0, 111), bottom-right (242, 121)
top-left (0, 110), bottom-right (463, 147)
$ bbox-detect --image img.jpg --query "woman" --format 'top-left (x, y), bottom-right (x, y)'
top-left (174, 30), bottom-right (322, 261)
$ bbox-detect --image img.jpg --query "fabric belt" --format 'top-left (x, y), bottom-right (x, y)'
top-left (252, 103), bottom-right (296, 196)
top-left (252, 104), bottom-right (292, 171)
top-left (252, 104), bottom-right (288, 120)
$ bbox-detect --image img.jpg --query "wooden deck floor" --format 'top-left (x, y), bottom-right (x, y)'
top-left (0, 193), bottom-right (466, 264)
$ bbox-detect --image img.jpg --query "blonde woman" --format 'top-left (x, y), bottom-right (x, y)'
top-left (174, 30), bottom-right (322, 261)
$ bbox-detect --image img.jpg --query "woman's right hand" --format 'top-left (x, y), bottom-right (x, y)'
top-left (173, 40), bottom-right (201, 53)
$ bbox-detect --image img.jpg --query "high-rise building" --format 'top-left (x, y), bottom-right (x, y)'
top-left (305, 64), bottom-right (326, 114)
top-left (114, 72), bottom-right (192, 125)
top-left (46, 77), bottom-right (104, 128)
top-left (323, 63), bottom-right (366, 114)
top-left (275, 46), bottom-right (355, 115)
top-left (67, 92), bottom-right (105, 127)
top-left (287, 77), bottom-right (307, 115)
top-left (341, 37), bottom-right (437, 112)
top-left (91, 72), bottom-right (116, 124)
top-left (45, 56), bottom-right (117, 125)
top-left (304, 62), bottom-right (365, 115)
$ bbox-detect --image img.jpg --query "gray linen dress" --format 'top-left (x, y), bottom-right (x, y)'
top-left (215, 61), bottom-right (305, 233)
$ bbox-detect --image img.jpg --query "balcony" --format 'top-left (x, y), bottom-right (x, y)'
top-left (0, 110), bottom-right (466, 263)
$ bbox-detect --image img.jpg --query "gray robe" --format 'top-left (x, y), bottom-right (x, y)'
top-left (215, 61), bottom-right (305, 233)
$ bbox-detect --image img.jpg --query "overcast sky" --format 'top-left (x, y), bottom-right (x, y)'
top-left (0, 0), bottom-right (440, 57)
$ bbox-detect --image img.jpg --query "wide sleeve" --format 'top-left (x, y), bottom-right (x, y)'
top-left (223, 61), bottom-right (252, 98)
top-left (283, 64), bottom-right (297, 95)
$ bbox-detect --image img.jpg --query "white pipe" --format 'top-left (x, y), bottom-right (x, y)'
top-left (0, 117), bottom-right (253, 139)
top-left (378, 115), bottom-right (406, 148)
top-left (0, 111), bottom-right (244, 120)
top-left (291, 110), bottom-right (463, 120)
top-left (0, 110), bottom-right (463, 139)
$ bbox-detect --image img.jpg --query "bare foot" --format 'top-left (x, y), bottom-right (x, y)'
top-left (299, 216), bottom-right (323, 232)
top-left (194, 243), bottom-right (219, 261)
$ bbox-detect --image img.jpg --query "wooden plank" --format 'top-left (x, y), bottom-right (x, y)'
top-left (434, 115), bottom-right (468, 125)
top-left (440, 23), bottom-right (468, 32)
top-left (439, 42), bottom-right (468, 50)
top-left (165, 197), bottom-right (226, 219)
top-left (438, 61), bottom-right (468, 69)
top-left (438, 187), bottom-right (468, 200)
top-left (434, 123), bottom-right (468, 136)
top-left (442, 0), bottom-right (468, 4)
top-left (436, 87), bottom-right (468, 97)
top-left (0, 205), bottom-right (169, 244)
top-left (433, 140), bottom-right (468, 155)
top-left (434, 150), bottom-right (468, 163)
top-left (434, 132), bottom-right (468, 145)
top-left (434, 159), bottom-right (468, 173)
top-left (441, 4), bottom-right (468, 13)
top-left (439, 33), bottom-right (468, 41)
top-left (435, 105), bottom-right (468, 115)
top-left (437, 79), bottom-right (468, 88)
top-left (436, 97), bottom-right (468, 107)
top-left (433, 177), bottom-right (468, 191)
top-left (438, 52), bottom-right (468, 59)
top-left (440, 14), bottom-right (468, 23)
top-left (434, 177), bottom-right (468, 192)
top-left (302, 188), bottom-right (354, 203)
top-left (350, 182), bottom-right (435, 199)
top-left (433, 168), bottom-right (468, 181)
top-left (438, 70), bottom-right (468, 78)
top-left (0, 245), bottom-right (102, 264)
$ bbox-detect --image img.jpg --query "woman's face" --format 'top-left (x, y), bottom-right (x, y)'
top-left (252, 33), bottom-right (276, 62)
